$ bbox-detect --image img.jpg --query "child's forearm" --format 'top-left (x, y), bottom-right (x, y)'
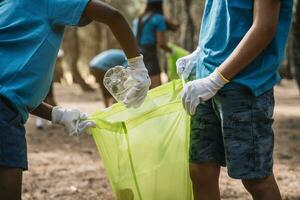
top-left (107, 13), bottom-right (140, 58)
top-left (218, 0), bottom-right (281, 80)
top-left (30, 102), bottom-right (53, 121)
top-left (157, 32), bottom-right (172, 53)
top-left (83, 0), bottom-right (140, 59)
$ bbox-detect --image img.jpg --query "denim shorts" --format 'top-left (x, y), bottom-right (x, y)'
top-left (190, 86), bottom-right (275, 180)
top-left (0, 96), bottom-right (27, 170)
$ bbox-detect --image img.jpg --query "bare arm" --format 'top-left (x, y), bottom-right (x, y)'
top-left (218, 0), bottom-right (281, 80)
top-left (82, 0), bottom-right (140, 59)
top-left (30, 102), bottom-right (53, 121)
top-left (157, 32), bottom-right (172, 53)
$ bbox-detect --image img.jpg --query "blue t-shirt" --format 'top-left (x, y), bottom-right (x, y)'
top-left (197, 0), bottom-right (293, 96)
top-left (0, 0), bottom-right (90, 123)
top-left (90, 49), bottom-right (127, 71)
top-left (133, 13), bottom-right (167, 45)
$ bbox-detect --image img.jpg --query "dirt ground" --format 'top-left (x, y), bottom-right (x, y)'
top-left (22, 80), bottom-right (300, 200)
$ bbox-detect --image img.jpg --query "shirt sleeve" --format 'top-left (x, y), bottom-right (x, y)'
top-left (47, 0), bottom-right (91, 26)
top-left (153, 14), bottom-right (167, 32)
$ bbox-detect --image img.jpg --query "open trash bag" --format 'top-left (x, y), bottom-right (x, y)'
top-left (89, 80), bottom-right (193, 200)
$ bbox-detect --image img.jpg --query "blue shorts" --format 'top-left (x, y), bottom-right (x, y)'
top-left (0, 97), bottom-right (27, 170)
top-left (190, 86), bottom-right (274, 180)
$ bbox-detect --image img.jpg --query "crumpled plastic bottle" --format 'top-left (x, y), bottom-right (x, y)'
top-left (103, 66), bottom-right (137, 103)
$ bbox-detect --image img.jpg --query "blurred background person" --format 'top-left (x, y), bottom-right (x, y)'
top-left (133, 0), bottom-right (178, 88)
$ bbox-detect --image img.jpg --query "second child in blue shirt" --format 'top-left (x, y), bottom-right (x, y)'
top-left (177, 0), bottom-right (292, 199)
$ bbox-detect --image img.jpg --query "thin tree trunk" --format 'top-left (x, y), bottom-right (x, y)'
top-left (69, 28), bottom-right (94, 91)
top-left (183, 0), bottom-right (196, 51)
top-left (293, 0), bottom-right (300, 91)
top-left (95, 23), bottom-right (103, 52)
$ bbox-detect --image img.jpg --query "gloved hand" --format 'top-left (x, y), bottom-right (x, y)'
top-left (123, 55), bottom-right (151, 108)
top-left (52, 106), bottom-right (96, 136)
top-left (182, 68), bottom-right (229, 115)
top-left (176, 47), bottom-right (201, 79)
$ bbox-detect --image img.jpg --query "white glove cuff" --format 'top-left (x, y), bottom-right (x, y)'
top-left (127, 55), bottom-right (145, 70)
top-left (210, 69), bottom-right (230, 88)
top-left (52, 106), bottom-right (63, 124)
top-left (127, 55), bottom-right (143, 63)
top-left (192, 46), bottom-right (201, 56)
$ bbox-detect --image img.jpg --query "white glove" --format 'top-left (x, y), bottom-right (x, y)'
top-left (123, 55), bottom-right (151, 108)
top-left (52, 106), bottom-right (96, 136)
top-left (176, 47), bottom-right (201, 79)
top-left (182, 69), bottom-right (229, 115)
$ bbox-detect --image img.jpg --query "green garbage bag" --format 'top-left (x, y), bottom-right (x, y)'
top-left (167, 44), bottom-right (189, 80)
top-left (89, 80), bottom-right (193, 200)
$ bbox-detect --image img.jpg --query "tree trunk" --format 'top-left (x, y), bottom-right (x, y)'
top-left (293, 0), bottom-right (300, 91)
top-left (68, 28), bottom-right (95, 91)
top-left (183, 0), bottom-right (196, 51)
top-left (95, 23), bottom-right (103, 52)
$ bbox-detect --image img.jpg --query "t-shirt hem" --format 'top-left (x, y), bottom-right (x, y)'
top-left (0, 87), bottom-right (28, 124)
top-left (224, 76), bottom-right (280, 97)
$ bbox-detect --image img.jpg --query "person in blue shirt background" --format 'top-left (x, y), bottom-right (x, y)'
top-left (133, 0), bottom-right (178, 88)
top-left (177, 0), bottom-right (292, 199)
top-left (0, 0), bottom-right (151, 199)
top-left (90, 49), bottom-right (128, 107)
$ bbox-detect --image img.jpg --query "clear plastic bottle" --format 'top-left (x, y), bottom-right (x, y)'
top-left (103, 66), bottom-right (136, 103)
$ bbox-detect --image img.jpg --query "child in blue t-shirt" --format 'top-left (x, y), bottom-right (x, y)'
top-left (0, 0), bottom-right (151, 199)
top-left (177, 0), bottom-right (292, 199)
top-left (132, 0), bottom-right (178, 88)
